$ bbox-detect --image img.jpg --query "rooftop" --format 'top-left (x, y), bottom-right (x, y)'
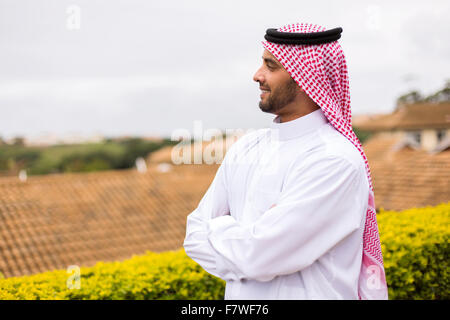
top-left (354, 102), bottom-right (450, 131)
top-left (0, 164), bottom-right (219, 278)
top-left (363, 133), bottom-right (450, 211)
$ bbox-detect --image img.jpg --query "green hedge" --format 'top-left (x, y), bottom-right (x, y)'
top-left (0, 250), bottom-right (225, 300)
top-left (0, 202), bottom-right (448, 300)
top-left (378, 202), bottom-right (449, 299)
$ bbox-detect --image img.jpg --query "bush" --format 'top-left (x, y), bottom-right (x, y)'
top-left (352, 126), bottom-right (373, 144)
top-left (0, 138), bottom-right (178, 176)
top-left (378, 202), bottom-right (449, 299)
top-left (0, 203), bottom-right (448, 300)
top-left (58, 151), bottom-right (118, 173)
top-left (0, 250), bottom-right (225, 300)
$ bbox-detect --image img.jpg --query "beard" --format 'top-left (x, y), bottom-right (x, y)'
top-left (259, 78), bottom-right (299, 113)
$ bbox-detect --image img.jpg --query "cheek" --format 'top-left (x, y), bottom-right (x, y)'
top-left (265, 78), bottom-right (275, 91)
top-left (268, 81), bottom-right (280, 94)
top-left (268, 73), bottom-right (285, 90)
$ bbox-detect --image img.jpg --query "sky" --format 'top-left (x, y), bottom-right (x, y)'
top-left (0, 0), bottom-right (449, 140)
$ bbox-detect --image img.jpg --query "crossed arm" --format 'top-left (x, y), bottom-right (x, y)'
top-left (183, 154), bottom-right (366, 282)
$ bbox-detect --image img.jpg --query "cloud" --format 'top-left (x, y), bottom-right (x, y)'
top-left (0, 0), bottom-right (448, 138)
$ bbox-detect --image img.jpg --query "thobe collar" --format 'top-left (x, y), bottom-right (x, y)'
top-left (270, 108), bottom-right (329, 141)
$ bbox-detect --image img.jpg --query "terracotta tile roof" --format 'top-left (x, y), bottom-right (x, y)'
top-left (148, 135), bottom-right (242, 164)
top-left (363, 133), bottom-right (450, 211)
top-left (352, 113), bottom-right (385, 128)
top-left (0, 164), bottom-right (219, 278)
top-left (1, 131), bottom-right (448, 277)
top-left (354, 102), bottom-right (450, 131)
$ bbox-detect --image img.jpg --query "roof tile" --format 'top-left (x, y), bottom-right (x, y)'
top-left (0, 164), bottom-right (218, 277)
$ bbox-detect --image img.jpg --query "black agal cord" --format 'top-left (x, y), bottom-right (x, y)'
top-left (264, 27), bottom-right (343, 45)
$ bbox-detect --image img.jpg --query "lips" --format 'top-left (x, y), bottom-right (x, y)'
top-left (260, 87), bottom-right (270, 98)
top-left (260, 91), bottom-right (269, 99)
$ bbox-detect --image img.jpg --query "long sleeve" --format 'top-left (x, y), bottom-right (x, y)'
top-left (206, 155), bottom-right (367, 282)
top-left (183, 155), bottom-right (231, 278)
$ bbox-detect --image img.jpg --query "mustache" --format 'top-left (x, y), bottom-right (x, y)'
top-left (257, 80), bottom-right (270, 91)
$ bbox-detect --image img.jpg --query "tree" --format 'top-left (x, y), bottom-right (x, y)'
top-left (352, 126), bottom-right (372, 144)
top-left (395, 80), bottom-right (450, 110)
top-left (424, 80), bottom-right (450, 103)
top-left (12, 136), bottom-right (25, 146)
top-left (396, 90), bottom-right (423, 108)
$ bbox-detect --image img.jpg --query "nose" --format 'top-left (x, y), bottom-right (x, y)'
top-left (253, 66), bottom-right (264, 84)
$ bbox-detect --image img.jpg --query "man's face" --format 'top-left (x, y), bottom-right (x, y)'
top-left (253, 50), bottom-right (299, 114)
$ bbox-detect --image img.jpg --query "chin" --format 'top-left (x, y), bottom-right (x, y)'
top-left (259, 103), bottom-right (273, 114)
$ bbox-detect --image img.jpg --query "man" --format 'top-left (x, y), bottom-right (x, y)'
top-left (183, 23), bottom-right (388, 300)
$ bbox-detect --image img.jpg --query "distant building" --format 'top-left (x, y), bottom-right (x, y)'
top-left (353, 102), bottom-right (450, 153)
top-left (355, 102), bottom-right (450, 211)
top-left (147, 133), bottom-right (244, 165)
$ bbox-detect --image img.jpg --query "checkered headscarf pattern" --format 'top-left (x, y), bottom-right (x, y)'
top-left (262, 23), bottom-right (388, 299)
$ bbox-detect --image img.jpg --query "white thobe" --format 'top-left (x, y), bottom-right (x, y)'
top-left (183, 108), bottom-right (369, 300)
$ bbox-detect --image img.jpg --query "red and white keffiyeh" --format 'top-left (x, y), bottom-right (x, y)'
top-left (262, 23), bottom-right (388, 300)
